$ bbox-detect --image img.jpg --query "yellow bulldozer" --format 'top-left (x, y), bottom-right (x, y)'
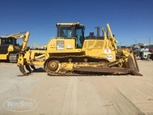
top-left (17, 22), bottom-right (142, 76)
top-left (0, 31), bottom-right (30, 62)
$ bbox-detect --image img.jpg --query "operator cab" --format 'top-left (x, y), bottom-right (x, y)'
top-left (0, 37), bottom-right (17, 45)
top-left (56, 22), bottom-right (85, 48)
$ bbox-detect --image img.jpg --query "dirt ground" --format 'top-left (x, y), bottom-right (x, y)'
top-left (0, 60), bottom-right (153, 115)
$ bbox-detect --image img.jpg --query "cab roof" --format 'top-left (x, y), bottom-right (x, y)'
top-left (56, 22), bottom-right (84, 26)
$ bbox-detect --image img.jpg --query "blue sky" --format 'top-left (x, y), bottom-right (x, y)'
top-left (0, 0), bottom-right (153, 46)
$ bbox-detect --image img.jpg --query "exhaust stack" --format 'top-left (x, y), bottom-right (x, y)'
top-left (95, 27), bottom-right (100, 37)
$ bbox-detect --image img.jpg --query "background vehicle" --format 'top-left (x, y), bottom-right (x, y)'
top-left (139, 44), bottom-right (153, 60)
top-left (131, 43), bottom-right (145, 59)
top-left (17, 22), bottom-right (142, 76)
top-left (0, 31), bottom-right (30, 62)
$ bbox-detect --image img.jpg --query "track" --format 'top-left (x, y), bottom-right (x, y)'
top-left (9, 53), bottom-right (17, 63)
top-left (18, 55), bottom-right (142, 76)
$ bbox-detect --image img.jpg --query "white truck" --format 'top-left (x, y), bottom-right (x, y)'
top-left (139, 45), bottom-right (153, 60)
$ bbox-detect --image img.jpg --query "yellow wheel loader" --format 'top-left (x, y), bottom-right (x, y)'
top-left (0, 31), bottom-right (30, 62)
top-left (17, 22), bottom-right (142, 76)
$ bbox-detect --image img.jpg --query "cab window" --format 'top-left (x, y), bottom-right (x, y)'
top-left (58, 27), bottom-right (73, 38)
top-left (75, 27), bottom-right (84, 48)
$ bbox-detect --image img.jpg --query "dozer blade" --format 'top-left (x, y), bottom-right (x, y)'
top-left (19, 65), bottom-right (28, 76)
top-left (25, 64), bottom-right (32, 73)
top-left (133, 52), bottom-right (139, 72)
top-left (128, 54), bottom-right (142, 76)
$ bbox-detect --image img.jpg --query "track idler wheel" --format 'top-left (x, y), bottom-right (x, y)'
top-left (48, 60), bottom-right (59, 71)
top-left (44, 60), bottom-right (60, 75)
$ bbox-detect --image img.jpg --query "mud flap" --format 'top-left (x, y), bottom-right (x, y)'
top-left (128, 54), bottom-right (142, 76)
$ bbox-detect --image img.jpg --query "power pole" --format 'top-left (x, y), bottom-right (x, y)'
top-left (135, 38), bottom-right (137, 44)
top-left (120, 42), bottom-right (122, 48)
top-left (148, 38), bottom-right (150, 49)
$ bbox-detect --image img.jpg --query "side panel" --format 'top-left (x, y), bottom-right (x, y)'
top-left (47, 38), bottom-right (84, 54)
top-left (82, 40), bottom-right (116, 62)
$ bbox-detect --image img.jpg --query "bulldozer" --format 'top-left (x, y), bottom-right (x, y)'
top-left (0, 31), bottom-right (30, 62)
top-left (17, 22), bottom-right (142, 76)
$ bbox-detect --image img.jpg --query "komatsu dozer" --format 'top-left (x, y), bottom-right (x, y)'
top-left (0, 31), bottom-right (30, 62)
top-left (17, 22), bottom-right (142, 76)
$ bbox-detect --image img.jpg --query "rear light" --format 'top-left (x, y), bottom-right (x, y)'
top-left (149, 48), bottom-right (153, 52)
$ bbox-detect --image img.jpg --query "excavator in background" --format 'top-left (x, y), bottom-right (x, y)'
top-left (0, 31), bottom-right (30, 62)
top-left (33, 43), bottom-right (47, 50)
top-left (17, 22), bottom-right (142, 76)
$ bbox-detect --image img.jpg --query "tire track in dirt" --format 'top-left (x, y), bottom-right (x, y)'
top-left (77, 77), bottom-right (119, 115)
top-left (89, 77), bottom-right (145, 115)
top-left (109, 76), bottom-right (153, 114)
top-left (60, 77), bottom-right (77, 115)
top-left (20, 76), bottom-right (71, 115)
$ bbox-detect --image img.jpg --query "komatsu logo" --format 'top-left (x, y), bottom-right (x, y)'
top-left (107, 55), bottom-right (113, 59)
